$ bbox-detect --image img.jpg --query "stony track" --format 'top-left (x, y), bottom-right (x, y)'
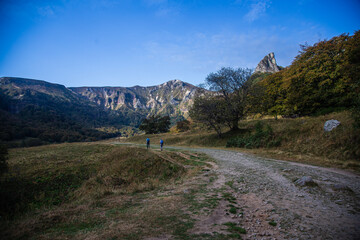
top-left (115, 143), bottom-right (360, 239)
top-left (195, 148), bottom-right (360, 240)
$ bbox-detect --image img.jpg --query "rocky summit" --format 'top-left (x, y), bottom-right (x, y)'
top-left (254, 52), bottom-right (281, 73)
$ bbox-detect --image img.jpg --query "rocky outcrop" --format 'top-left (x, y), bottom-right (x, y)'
top-left (70, 79), bottom-right (202, 118)
top-left (254, 52), bottom-right (281, 73)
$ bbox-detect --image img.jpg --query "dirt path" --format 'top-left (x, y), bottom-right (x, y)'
top-left (192, 148), bottom-right (360, 240)
top-left (114, 143), bottom-right (360, 239)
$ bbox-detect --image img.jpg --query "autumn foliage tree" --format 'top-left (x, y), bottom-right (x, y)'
top-left (260, 31), bottom-right (360, 116)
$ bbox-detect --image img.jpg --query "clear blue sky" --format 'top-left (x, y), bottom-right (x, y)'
top-left (0, 0), bottom-right (359, 87)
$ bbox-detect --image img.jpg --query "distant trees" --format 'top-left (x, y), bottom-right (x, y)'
top-left (0, 90), bottom-right (124, 145)
top-left (139, 115), bottom-right (171, 134)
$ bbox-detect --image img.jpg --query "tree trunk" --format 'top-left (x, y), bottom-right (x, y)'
top-left (231, 119), bottom-right (239, 131)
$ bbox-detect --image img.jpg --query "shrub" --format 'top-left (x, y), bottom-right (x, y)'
top-left (226, 122), bottom-right (281, 148)
top-left (176, 120), bottom-right (191, 132)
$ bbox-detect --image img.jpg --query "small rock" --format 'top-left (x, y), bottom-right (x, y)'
top-left (324, 119), bottom-right (340, 132)
top-left (294, 176), bottom-right (317, 187)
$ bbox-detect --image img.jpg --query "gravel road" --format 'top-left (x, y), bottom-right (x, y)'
top-left (195, 148), bottom-right (360, 240)
top-left (115, 143), bottom-right (360, 239)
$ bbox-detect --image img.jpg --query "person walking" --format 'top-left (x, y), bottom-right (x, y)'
top-left (160, 139), bottom-right (164, 151)
top-left (146, 138), bottom-right (150, 149)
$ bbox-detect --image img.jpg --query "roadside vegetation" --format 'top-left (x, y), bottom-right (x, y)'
top-left (123, 110), bottom-right (359, 172)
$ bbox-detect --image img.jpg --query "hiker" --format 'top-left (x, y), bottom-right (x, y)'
top-left (160, 139), bottom-right (164, 151)
top-left (146, 138), bottom-right (150, 149)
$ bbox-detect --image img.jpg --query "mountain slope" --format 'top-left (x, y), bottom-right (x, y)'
top-left (0, 77), bottom-right (125, 144)
top-left (0, 77), bottom-right (203, 144)
top-left (70, 79), bottom-right (200, 118)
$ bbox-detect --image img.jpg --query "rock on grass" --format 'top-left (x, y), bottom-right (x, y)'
top-left (294, 176), bottom-right (318, 187)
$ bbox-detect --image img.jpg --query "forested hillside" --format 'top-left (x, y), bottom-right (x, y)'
top-left (192, 31), bottom-right (359, 124)
top-left (189, 31), bottom-right (360, 159)
top-left (258, 31), bottom-right (360, 118)
top-left (0, 78), bottom-right (126, 145)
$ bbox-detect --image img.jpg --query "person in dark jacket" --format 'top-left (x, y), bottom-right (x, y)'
top-left (160, 139), bottom-right (164, 151)
top-left (146, 138), bottom-right (150, 149)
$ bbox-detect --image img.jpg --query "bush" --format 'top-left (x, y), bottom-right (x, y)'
top-left (226, 122), bottom-right (281, 148)
top-left (176, 120), bottom-right (191, 132)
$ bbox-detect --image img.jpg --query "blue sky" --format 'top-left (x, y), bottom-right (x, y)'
top-left (0, 0), bottom-right (359, 87)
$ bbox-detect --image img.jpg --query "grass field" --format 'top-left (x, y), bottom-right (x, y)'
top-left (122, 111), bottom-right (360, 172)
top-left (0, 142), bottom-right (214, 240)
top-left (1, 111), bottom-right (359, 239)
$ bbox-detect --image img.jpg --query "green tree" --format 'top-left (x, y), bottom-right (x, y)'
top-left (139, 115), bottom-right (171, 134)
top-left (342, 30), bottom-right (360, 128)
top-left (205, 67), bottom-right (253, 130)
top-left (261, 71), bottom-right (287, 118)
top-left (189, 94), bottom-right (228, 137)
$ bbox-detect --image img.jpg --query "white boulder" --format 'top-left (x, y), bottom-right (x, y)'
top-left (324, 119), bottom-right (341, 132)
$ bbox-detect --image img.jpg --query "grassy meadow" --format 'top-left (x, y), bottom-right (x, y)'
top-left (0, 142), bottom-right (215, 240)
top-left (123, 111), bottom-right (360, 172)
top-left (1, 110), bottom-right (359, 239)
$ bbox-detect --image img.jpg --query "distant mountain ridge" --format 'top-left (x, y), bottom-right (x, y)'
top-left (70, 79), bottom-right (200, 118)
top-left (0, 77), bottom-right (201, 117)
top-left (0, 77), bottom-right (204, 143)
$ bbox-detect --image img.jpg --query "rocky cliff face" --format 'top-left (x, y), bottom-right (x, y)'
top-left (1, 78), bottom-right (202, 121)
top-left (0, 77), bottom-right (204, 136)
top-left (254, 52), bottom-right (281, 73)
top-left (70, 79), bottom-right (200, 118)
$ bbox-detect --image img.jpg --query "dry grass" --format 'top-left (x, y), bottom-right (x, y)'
top-left (0, 143), bottom-right (211, 240)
